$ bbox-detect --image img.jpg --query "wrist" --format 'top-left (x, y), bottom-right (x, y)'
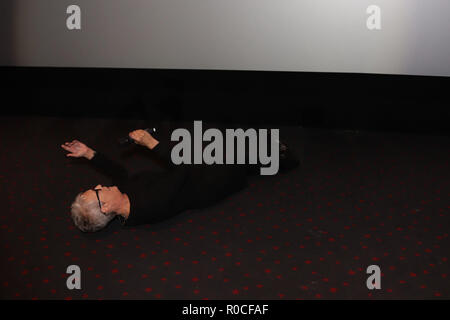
top-left (145, 137), bottom-right (159, 150)
top-left (85, 148), bottom-right (96, 160)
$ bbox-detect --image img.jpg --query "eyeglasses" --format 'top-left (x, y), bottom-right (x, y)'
top-left (94, 188), bottom-right (102, 210)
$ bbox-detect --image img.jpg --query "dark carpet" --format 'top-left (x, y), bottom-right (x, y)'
top-left (0, 116), bottom-right (449, 299)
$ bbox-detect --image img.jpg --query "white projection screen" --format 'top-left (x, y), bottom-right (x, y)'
top-left (1, 0), bottom-right (450, 76)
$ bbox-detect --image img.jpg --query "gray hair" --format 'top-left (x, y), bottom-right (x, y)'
top-left (70, 193), bottom-right (115, 232)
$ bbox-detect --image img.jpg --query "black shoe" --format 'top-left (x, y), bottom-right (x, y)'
top-left (278, 140), bottom-right (300, 172)
top-left (279, 141), bottom-right (288, 160)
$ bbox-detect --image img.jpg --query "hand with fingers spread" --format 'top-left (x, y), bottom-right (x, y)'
top-left (61, 140), bottom-right (96, 160)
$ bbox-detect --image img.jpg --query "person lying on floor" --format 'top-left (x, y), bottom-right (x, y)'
top-left (61, 128), bottom-right (299, 232)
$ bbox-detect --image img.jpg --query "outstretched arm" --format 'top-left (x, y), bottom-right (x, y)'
top-left (61, 140), bottom-right (128, 185)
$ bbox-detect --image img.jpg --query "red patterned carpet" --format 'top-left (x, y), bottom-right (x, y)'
top-left (1, 116), bottom-right (449, 299)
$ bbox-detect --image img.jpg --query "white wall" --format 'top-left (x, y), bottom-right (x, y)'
top-left (2, 0), bottom-right (450, 76)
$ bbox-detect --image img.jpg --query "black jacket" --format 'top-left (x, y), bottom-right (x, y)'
top-left (89, 141), bottom-right (248, 226)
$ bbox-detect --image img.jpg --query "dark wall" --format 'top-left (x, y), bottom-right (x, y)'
top-left (2, 66), bottom-right (449, 134)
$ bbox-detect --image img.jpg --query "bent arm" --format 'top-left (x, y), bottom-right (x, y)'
top-left (150, 140), bottom-right (175, 168)
top-left (129, 129), bottom-right (176, 169)
top-left (61, 140), bottom-right (128, 185)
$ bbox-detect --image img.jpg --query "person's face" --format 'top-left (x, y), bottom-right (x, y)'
top-left (81, 185), bottom-right (122, 214)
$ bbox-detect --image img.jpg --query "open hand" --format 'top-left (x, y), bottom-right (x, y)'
top-left (61, 140), bottom-right (93, 158)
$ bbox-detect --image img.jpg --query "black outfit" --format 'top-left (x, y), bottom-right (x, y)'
top-left (89, 139), bottom-right (249, 226)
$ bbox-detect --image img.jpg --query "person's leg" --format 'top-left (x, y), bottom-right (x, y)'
top-left (223, 123), bottom-right (300, 176)
top-left (150, 120), bottom-right (300, 175)
top-left (186, 163), bottom-right (248, 210)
